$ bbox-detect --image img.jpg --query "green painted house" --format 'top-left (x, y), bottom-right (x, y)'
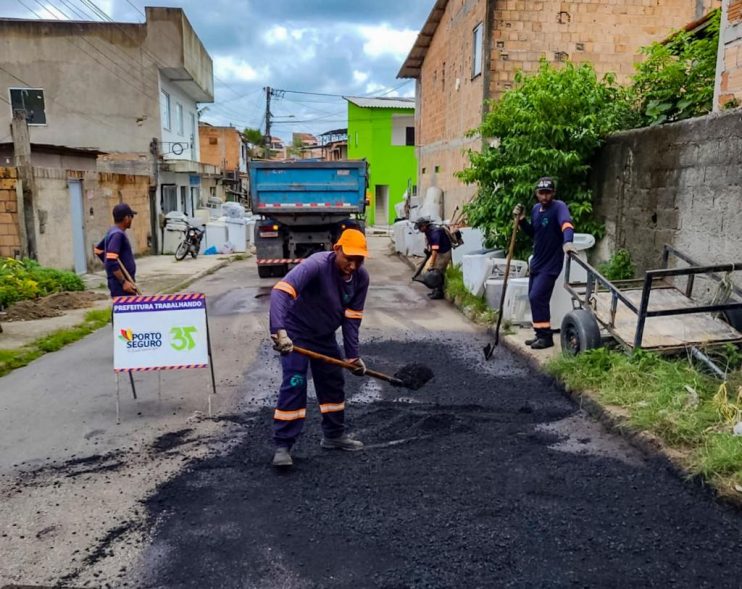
top-left (345, 97), bottom-right (417, 226)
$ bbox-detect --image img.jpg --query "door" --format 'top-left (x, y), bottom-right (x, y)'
top-left (375, 185), bottom-right (389, 227)
top-left (68, 180), bottom-right (87, 274)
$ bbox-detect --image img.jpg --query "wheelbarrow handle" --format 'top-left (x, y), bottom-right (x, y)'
top-left (292, 346), bottom-right (402, 386)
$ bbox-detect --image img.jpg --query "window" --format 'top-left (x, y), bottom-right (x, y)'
top-left (391, 114), bottom-right (415, 146)
top-left (472, 23), bottom-right (483, 78)
top-left (160, 90), bottom-right (171, 130)
top-left (161, 184), bottom-right (177, 213)
top-left (405, 126), bottom-right (415, 146)
top-left (9, 88), bottom-right (46, 125)
top-left (176, 103), bottom-right (184, 135)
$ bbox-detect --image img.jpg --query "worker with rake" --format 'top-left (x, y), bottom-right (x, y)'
top-left (94, 203), bottom-right (138, 298)
top-left (269, 228), bottom-right (370, 467)
top-left (514, 177), bottom-right (577, 350)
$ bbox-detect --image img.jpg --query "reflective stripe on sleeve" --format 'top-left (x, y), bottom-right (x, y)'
top-left (344, 309), bottom-right (363, 320)
top-left (319, 402), bottom-right (345, 414)
top-left (273, 281), bottom-right (297, 299)
top-left (106, 252), bottom-right (119, 260)
top-left (273, 408), bottom-right (306, 421)
top-left (561, 222), bottom-right (574, 232)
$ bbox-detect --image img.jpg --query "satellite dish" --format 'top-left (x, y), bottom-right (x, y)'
top-left (172, 143), bottom-right (184, 155)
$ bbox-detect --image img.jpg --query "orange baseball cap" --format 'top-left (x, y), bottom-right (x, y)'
top-left (336, 228), bottom-right (369, 258)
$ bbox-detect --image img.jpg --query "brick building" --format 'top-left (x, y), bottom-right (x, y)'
top-left (198, 123), bottom-right (248, 202)
top-left (715, 0), bottom-right (742, 108)
top-left (399, 0), bottom-right (721, 221)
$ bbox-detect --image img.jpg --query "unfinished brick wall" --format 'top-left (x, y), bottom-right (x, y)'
top-left (418, 0), bottom-right (487, 219)
top-left (717, 0), bottom-right (742, 107)
top-left (97, 173), bottom-right (151, 256)
top-left (199, 126), bottom-right (241, 172)
top-left (0, 167), bottom-right (21, 258)
top-left (490, 0), bottom-right (721, 99)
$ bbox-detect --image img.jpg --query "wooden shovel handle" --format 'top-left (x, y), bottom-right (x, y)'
top-left (292, 346), bottom-right (399, 385)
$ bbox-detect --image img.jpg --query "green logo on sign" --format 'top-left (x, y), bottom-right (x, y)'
top-left (170, 326), bottom-right (197, 351)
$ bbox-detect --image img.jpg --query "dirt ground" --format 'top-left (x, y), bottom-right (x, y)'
top-left (2, 291), bottom-right (108, 322)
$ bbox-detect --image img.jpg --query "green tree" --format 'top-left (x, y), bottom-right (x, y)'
top-left (457, 60), bottom-right (637, 254)
top-left (632, 10), bottom-right (720, 125)
top-left (242, 127), bottom-right (264, 145)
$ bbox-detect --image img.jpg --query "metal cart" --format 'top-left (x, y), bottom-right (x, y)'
top-left (561, 244), bottom-right (742, 376)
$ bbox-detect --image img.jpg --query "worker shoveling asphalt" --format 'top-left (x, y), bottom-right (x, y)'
top-left (267, 228), bottom-right (434, 468)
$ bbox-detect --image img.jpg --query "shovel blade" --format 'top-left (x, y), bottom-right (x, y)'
top-left (393, 363), bottom-right (434, 391)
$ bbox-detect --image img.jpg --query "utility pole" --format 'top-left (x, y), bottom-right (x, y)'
top-left (11, 110), bottom-right (37, 260)
top-left (264, 86), bottom-right (272, 149)
top-left (148, 137), bottom-right (160, 255)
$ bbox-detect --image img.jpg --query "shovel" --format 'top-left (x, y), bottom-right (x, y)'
top-left (483, 213), bottom-right (520, 360)
top-left (293, 346), bottom-right (434, 391)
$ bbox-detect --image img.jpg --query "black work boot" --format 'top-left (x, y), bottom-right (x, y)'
top-left (530, 335), bottom-right (554, 350)
top-left (525, 335), bottom-right (538, 346)
top-left (428, 288), bottom-right (444, 300)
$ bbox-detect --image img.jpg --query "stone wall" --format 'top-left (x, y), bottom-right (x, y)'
top-left (593, 110), bottom-right (742, 272)
top-left (0, 167), bottom-right (21, 258)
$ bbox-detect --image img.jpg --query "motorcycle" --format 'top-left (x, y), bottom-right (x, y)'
top-left (174, 223), bottom-right (205, 261)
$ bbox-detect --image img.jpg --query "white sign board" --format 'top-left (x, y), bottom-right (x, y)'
top-left (113, 293), bottom-right (209, 372)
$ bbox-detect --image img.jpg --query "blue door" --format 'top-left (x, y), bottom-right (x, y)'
top-left (68, 180), bottom-right (87, 274)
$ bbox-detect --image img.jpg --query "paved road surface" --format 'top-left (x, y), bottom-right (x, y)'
top-left (1, 236), bottom-right (741, 588)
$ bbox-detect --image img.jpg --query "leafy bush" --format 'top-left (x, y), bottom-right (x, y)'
top-left (597, 249), bottom-right (636, 280)
top-left (458, 60), bottom-right (637, 257)
top-left (631, 10), bottom-right (720, 125)
top-left (0, 258), bottom-right (85, 308)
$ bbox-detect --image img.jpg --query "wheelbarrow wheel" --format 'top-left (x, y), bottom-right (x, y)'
top-left (561, 310), bottom-right (601, 355)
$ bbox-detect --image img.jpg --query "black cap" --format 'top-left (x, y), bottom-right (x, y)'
top-left (113, 203), bottom-right (137, 222)
top-left (535, 177), bottom-right (556, 192)
top-left (414, 216), bottom-right (432, 229)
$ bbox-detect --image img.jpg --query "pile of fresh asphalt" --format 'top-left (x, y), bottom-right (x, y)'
top-left (134, 339), bottom-right (742, 588)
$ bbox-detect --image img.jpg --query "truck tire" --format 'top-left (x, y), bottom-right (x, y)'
top-left (258, 265), bottom-right (274, 278)
top-left (560, 310), bottom-right (602, 355)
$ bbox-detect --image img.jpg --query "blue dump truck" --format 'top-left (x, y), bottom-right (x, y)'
top-left (248, 160), bottom-right (368, 278)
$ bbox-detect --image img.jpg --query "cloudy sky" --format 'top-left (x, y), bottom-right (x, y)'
top-left (2, 0), bottom-right (433, 140)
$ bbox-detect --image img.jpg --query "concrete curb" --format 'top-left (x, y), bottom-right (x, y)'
top-left (494, 330), bottom-right (742, 509)
top-left (159, 255), bottom-right (243, 294)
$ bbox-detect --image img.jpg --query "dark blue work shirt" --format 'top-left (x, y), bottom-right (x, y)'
top-left (95, 227), bottom-right (136, 281)
top-left (270, 252), bottom-right (369, 359)
top-left (520, 200), bottom-right (574, 275)
top-left (425, 226), bottom-right (452, 254)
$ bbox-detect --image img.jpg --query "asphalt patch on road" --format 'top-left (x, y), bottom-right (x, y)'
top-left (134, 339), bottom-right (742, 588)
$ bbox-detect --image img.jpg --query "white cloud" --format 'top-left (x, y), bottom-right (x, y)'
top-left (353, 70), bottom-right (369, 84)
top-left (358, 24), bottom-right (417, 59)
top-left (213, 55), bottom-right (261, 82)
top-left (364, 82), bottom-right (386, 94)
top-left (264, 25), bottom-right (289, 44)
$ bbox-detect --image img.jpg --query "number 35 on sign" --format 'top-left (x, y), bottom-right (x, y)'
top-left (113, 294), bottom-right (210, 372)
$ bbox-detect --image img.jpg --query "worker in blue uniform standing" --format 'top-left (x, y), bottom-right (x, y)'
top-left (269, 228), bottom-right (370, 467)
top-left (94, 203), bottom-right (138, 297)
top-left (414, 217), bottom-right (452, 300)
top-left (514, 177), bottom-right (577, 350)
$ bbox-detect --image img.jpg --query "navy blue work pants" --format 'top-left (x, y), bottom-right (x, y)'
top-left (273, 335), bottom-right (346, 448)
top-left (528, 272), bottom-right (559, 337)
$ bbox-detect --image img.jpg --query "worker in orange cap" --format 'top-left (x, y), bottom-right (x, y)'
top-left (268, 228), bottom-right (370, 467)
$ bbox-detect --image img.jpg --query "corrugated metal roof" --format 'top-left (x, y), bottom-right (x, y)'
top-left (398, 0), bottom-right (449, 79)
top-left (343, 96), bottom-right (415, 109)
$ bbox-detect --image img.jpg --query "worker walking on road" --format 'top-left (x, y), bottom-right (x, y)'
top-left (94, 203), bottom-right (138, 298)
top-left (415, 217), bottom-right (452, 300)
top-left (269, 228), bottom-right (370, 467)
top-left (514, 177), bottom-right (577, 350)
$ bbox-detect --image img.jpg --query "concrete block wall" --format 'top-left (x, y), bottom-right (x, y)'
top-left (717, 0), bottom-right (742, 107)
top-left (490, 0), bottom-right (721, 99)
top-left (593, 109), bottom-right (742, 273)
top-left (417, 0), bottom-right (487, 220)
top-left (0, 167), bottom-right (21, 258)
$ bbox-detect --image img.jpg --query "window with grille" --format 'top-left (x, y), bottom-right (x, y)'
top-left (9, 88), bottom-right (46, 125)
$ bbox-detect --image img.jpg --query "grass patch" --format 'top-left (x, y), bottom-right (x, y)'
top-left (547, 348), bottom-right (742, 494)
top-left (0, 307), bottom-right (111, 377)
top-left (444, 265), bottom-right (497, 325)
